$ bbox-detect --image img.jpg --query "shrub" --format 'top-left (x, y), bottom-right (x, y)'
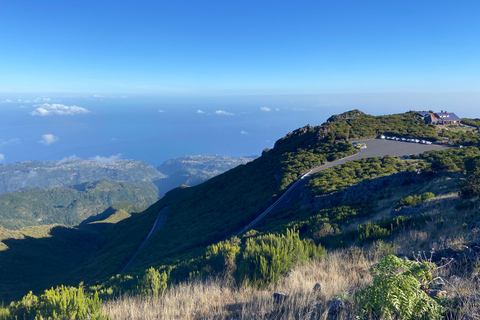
top-left (236, 229), bottom-right (326, 287)
top-left (137, 267), bottom-right (168, 297)
top-left (356, 255), bottom-right (444, 320)
top-left (203, 237), bottom-right (241, 277)
top-left (9, 285), bottom-right (108, 320)
top-left (396, 192), bottom-right (435, 208)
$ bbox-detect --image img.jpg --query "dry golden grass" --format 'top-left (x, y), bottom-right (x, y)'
top-left (103, 250), bottom-right (377, 320)
top-left (103, 189), bottom-right (479, 319)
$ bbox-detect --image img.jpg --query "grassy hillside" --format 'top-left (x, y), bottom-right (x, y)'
top-left (0, 179), bottom-right (158, 230)
top-left (0, 224), bottom-right (99, 303)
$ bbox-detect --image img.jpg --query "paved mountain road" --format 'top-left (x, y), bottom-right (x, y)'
top-left (122, 139), bottom-right (447, 271)
top-left (121, 206), bottom-right (168, 273)
top-left (234, 139), bottom-right (446, 235)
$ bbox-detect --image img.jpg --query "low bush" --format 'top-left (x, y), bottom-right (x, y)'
top-left (236, 229), bottom-right (326, 287)
top-left (356, 254), bottom-right (444, 319)
top-left (8, 284), bottom-right (109, 320)
top-left (396, 192), bottom-right (434, 208)
top-left (137, 267), bottom-right (168, 297)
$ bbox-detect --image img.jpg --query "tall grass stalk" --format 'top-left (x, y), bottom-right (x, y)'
top-left (103, 250), bottom-right (376, 319)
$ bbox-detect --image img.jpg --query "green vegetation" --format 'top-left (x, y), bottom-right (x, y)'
top-left (326, 110), bottom-right (439, 141)
top-left (0, 225), bottom-right (99, 303)
top-left (441, 126), bottom-right (480, 146)
top-left (355, 216), bottom-right (419, 242)
top-left (418, 146), bottom-right (480, 172)
top-left (0, 159), bottom-right (163, 195)
top-left (396, 192), bottom-right (435, 208)
top-left (7, 285), bottom-right (108, 320)
top-left (308, 156), bottom-right (418, 196)
top-left (356, 255), bottom-right (444, 320)
top-left (461, 156), bottom-right (480, 198)
top-left (0, 179), bottom-right (157, 230)
top-left (137, 267), bottom-right (168, 297)
top-left (236, 229), bottom-right (325, 287)
top-left (461, 118), bottom-right (480, 130)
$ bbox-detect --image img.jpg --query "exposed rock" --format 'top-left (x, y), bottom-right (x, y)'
top-left (429, 290), bottom-right (448, 299)
top-left (306, 299), bottom-right (347, 320)
top-left (284, 269), bottom-right (295, 278)
top-left (326, 109), bottom-right (366, 123)
top-left (313, 282), bottom-right (324, 294)
top-left (326, 300), bottom-right (346, 320)
top-left (273, 292), bottom-right (287, 303)
top-left (430, 278), bottom-right (446, 289)
top-left (307, 300), bottom-right (322, 310)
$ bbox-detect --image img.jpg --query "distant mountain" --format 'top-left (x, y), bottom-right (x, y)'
top-left (155, 154), bottom-right (258, 197)
top-left (0, 179), bottom-right (158, 230)
top-left (0, 159), bottom-right (164, 195)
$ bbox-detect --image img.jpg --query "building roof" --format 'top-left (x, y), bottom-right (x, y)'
top-left (435, 112), bottom-right (460, 121)
top-left (417, 111), bottom-right (429, 117)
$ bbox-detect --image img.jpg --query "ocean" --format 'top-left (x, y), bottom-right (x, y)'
top-left (1, 93), bottom-right (478, 166)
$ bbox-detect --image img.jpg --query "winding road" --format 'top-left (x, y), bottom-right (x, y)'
top-left (121, 206), bottom-right (168, 273)
top-left (122, 139), bottom-right (447, 271)
top-left (234, 138), bottom-right (446, 235)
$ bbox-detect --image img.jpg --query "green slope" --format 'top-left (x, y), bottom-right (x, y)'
top-left (0, 159), bottom-right (164, 195)
top-left (0, 224), bottom-right (99, 303)
top-left (0, 179), bottom-right (158, 230)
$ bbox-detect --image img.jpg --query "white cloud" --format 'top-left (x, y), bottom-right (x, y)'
top-left (215, 110), bottom-right (234, 116)
top-left (196, 109), bottom-right (205, 114)
top-left (276, 108), bottom-right (280, 111)
top-left (56, 155), bottom-right (78, 165)
top-left (1, 99), bottom-right (12, 103)
top-left (260, 107), bottom-right (271, 112)
top-left (158, 109), bottom-right (165, 113)
top-left (33, 98), bottom-right (51, 103)
top-left (93, 94), bottom-right (105, 98)
top-left (292, 108), bottom-right (309, 111)
top-left (39, 134), bottom-right (59, 145)
top-left (88, 153), bottom-right (122, 163)
top-left (240, 130), bottom-right (248, 135)
top-left (0, 154), bottom-right (4, 163)
top-left (0, 138), bottom-right (20, 147)
top-left (31, 103), bottom-right (90, 116)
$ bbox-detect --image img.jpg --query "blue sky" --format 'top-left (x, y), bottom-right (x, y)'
top-left (1, 0), bottom-right (479, 96)
top-left (1, 1), bottom-right (479, 165)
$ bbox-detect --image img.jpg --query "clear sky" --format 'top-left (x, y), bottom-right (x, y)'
top-left (1, 0), bottom-right (479, 96)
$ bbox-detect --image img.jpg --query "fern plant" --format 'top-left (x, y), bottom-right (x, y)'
top-left (356, 254), bottom-right (444, 320)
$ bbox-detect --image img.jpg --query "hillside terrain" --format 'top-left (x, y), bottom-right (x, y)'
top-left (0, 159), bottom-right (164, 195)
top-left (0, 179), bottom-right (157, 230)
top-left (0, 155), bottom-right (254, 231)
top-left (1, 110), bottom-right (480, 320)
top-left (155, 154), bottom-right (257, 197)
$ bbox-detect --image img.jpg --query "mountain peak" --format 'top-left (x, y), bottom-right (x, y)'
top-left (325, 109), bottom-right (366, 123)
